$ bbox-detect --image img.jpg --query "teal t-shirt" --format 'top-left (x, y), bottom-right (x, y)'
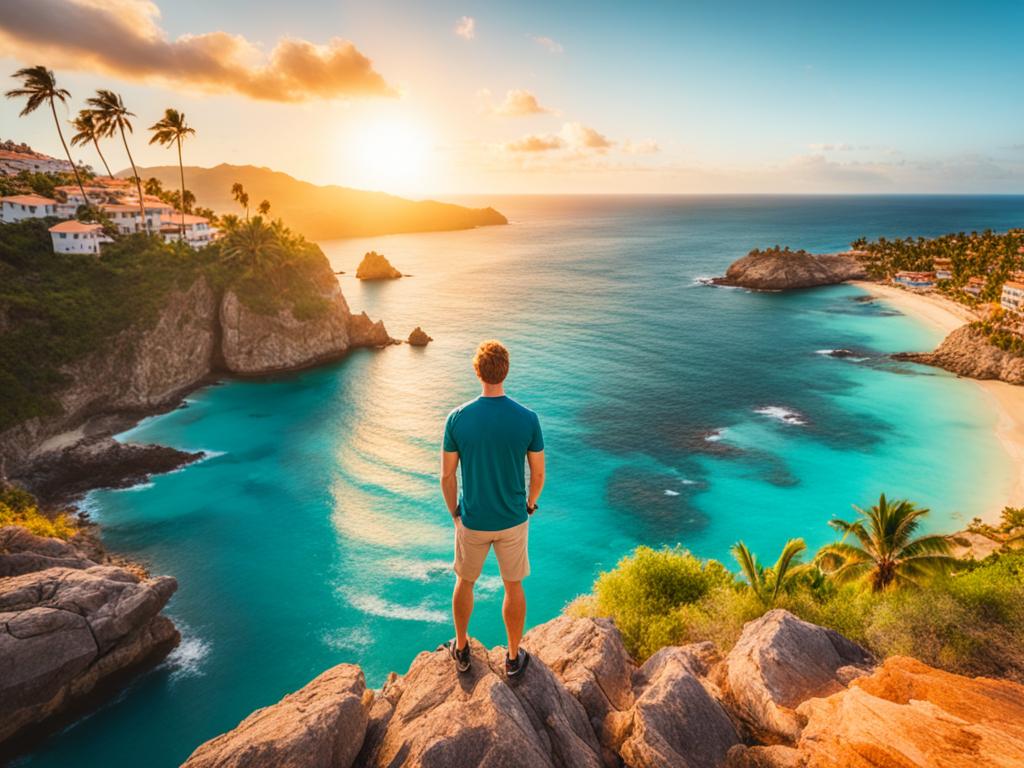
top-left (443, 395), bottom-right (544, 531)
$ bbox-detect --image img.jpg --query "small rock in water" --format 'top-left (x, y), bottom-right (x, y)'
top-left (355, 251), bottom-right (402, 280)
top-left (407, 326), bottom-right (433, 346)
top-left (829, 349), bottom-right (856, 358)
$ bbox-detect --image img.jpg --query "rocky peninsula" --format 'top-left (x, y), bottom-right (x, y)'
top-left (714, 247), bottom-right (866, 290)
top-left (0, 525), bottom-right (179, 753)
top-left (179, 609), bottom-right (1024, 768)
top-left (896, 324), bottom-right (1024, 384)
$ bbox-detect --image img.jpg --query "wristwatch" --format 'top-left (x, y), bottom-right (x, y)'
top-left (527, 503), bottom-right (538, 515)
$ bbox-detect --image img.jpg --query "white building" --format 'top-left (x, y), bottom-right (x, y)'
top-left (161, 213), bottom-right (215, 247)
top-left (49, 220), bottom-right (108, 254)
top-left (0, 148), bottom-right (71, 175)
top-left (0, 194), bottom-right (58, 222)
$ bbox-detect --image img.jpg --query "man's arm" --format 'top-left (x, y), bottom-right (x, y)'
top-left (527, 450), bottom-right (545, 509)
top-left (441, 450), bottom-right (460, 521)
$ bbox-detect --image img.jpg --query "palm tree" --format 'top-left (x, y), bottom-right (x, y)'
top-left (257, 199), bottom-right (271, 216)
top-left (5, 66), bottom-right (90, 206)
top-left (144, 177), bottom-right (164, 196)
top-left (732, 538), bottom-right (808, 604)
top-left (148, 109), bottom-right (195, 241)
top-left (69, 109), bottom-right (113, 179)
top-left (231, 182), bottom-right (250, 219)
top-left (220, 216), bottom-right (283, 271)
top-left (815, 494), bottom-right (955, 592)
top-left (87, 89), bottom-right (147, 232)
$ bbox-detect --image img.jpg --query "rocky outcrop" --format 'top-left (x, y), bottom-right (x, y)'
top-left (718, 609), bottom-right (874, 744)
top-left (181, 610), bottom-right (1024, 768)
top-left (0, 527), bottom-right (179, 747)
top-left (355, 251), bottom-right (402, 280)
top-left (897, 324), bottom-right (1024, 384)
top-left (714, 250), bottom-right (866, 290)
top-left (407, 327), bottom-right (432, 347)
top-left (727, 656), bottom-right (1024, 767)
top-left (2, 268), bottom-right (393, 478)
top-left (181, 664), bottom-right (371, 768)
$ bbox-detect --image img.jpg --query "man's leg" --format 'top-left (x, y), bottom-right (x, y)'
top-left (502, 580), bottom-right (526, 658)
top-left (452, 576), bottom-right (475, 650)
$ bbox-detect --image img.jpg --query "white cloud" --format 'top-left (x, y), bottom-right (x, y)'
top-left (622, 139), bottom-right (660, 155)
top-left (478, 88), bottom-right (553, 116)
top-left (560, 122), bottom-right (613, 151)
top-left (454, 16), bottom-right (475, 40)
top-left (504, 134), bottom-right (564, 152)
top-left (532, 35), bottom-right (563, 54)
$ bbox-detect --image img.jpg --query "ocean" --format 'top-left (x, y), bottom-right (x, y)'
top-left (17, 195), bottom-right (1024, 767)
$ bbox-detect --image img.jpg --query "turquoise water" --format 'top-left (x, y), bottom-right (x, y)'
top-left (18, 195), bottom-right (1024, 767)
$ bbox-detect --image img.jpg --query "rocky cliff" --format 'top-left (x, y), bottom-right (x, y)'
top-left (180, 609), bottom-right (1024, 768)
top-left (0, 526), bottom-right (179, 751)
top-left (896, 324), bottom-right (1024, 384)
top-left (714, 250), bottom-right (867, 291)
top-left (1, 270), bottom-right (393, 478)
top-left (355, 251), bottom-right (402, 281)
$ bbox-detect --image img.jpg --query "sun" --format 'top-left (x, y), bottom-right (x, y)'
top-left (343, 117), bottom-right (433, 196)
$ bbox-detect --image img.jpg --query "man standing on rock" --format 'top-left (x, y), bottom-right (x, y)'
top-left (440, 340), bottom-right (545, 678)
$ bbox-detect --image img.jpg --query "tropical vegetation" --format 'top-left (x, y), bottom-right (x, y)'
top-left (571, 494), bottom-right (1024, 681)
top-left (86, 89), bottom-right (147, 229)
top-left (0, 484), bottom-right (77, 540)
top-left (148, 108), bottom-right (196, 240)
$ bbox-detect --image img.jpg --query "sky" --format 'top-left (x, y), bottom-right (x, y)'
top-left (1, 0), bottom-right (1023, 196)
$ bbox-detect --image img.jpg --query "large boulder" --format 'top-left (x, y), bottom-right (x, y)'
top-left (728, 656), bottom-right (1024, 767)
top-left (897, 325), bottom-right (1024, 385)
top-left (181, 664), bottom-right (372, 768)
top-left (355, 251), bottom-right (402, 280)
top-left (615, 644), bottom-right (740, 768)
top-left (719, 609), bottom-right (873, 743)
top-left (0, 536), bottom-right (179, 745)
top-left (364, 639), bottom-right (604, 768)
top-left (524, 616), bottom-right (636, 751)
top-left (407, 327), bottom-right (433, 347)
top-left (714, 250), bottom-right (866, 290)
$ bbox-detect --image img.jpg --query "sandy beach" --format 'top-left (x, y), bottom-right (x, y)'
top-left (852, 280), bottom-right (1024, 523)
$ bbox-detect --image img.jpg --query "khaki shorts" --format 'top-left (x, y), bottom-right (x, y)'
top-left (453, 519), bottom-right (530, 583)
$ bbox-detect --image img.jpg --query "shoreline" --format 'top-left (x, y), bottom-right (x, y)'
top-left (850, 280), bottom-right (1024, 524)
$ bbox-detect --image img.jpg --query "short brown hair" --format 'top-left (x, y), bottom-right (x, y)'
top-left (473, 340), bottom-right (510, 384)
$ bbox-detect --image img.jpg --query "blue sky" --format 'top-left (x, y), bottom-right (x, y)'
top-left (1, 0), bottom-right (1022, 194)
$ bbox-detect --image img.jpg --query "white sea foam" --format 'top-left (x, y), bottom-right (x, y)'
top-left (347, 593), bottom-right (448, 623)
top-left (322, 626), bottom-right (373, 652)
top-left (163, 631), bottom-right (212, 682)
top-left (664, 489), bottom-right (680, 496)
top-left (705, 428), bottom-right (727, 442)
top-left (476, 575), bottom-right (504, 595)
top-left (384, 557), bottom-right (452, 582)
top-left (754, 406), bottom-right (807, 426)
top-left (680, 479), bottom-right (697, 485)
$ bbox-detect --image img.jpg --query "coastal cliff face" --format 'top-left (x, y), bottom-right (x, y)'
top-left (0, 526), bottom-right (179, 749)
top-left (898, 325), bottom-right (1024, 384)
top-left (715, 251), bottom-right (867, 290)
top-left (1, 273), bottom-right (392, 476)
top-left (181, 609), bottom-right (1024, 768)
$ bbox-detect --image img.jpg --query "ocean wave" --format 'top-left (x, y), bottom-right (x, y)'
top-left (322, 626), bottom-right (373, 653)
top-left (162, 630), bottom-right (212, 682)
top-left (815, 349), bottom-right (869, 362)
top-left (119, 481), bottom-right (155, 493)
top-left (754, 406), bottom-right (807, 426)
top-left (664, 489), bottom-right (680, 496)
top-left (383, 557), bottom-right (452, 582)
top-left (704, 428), bottom-right (728, 442)
top-left (346, 593), bottom-right (448, 623)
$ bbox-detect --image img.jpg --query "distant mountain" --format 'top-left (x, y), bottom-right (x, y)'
top-left (121, 163), bottom-right (507, 240)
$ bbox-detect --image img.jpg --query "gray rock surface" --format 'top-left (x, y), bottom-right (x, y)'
top-left (714, 250), bottom-right (866, 290)
top-left (898, 324), bottom-right (1024, 384)
top-left (719, 609), bottom-right (874, 744)
top-left (181, 664), bottom-right (371, 768)
top-left (0, 527), bottom-right (179, 744)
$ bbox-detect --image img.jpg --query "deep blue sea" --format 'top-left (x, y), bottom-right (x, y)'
top-left (17, 195), bottom-right (1024, 767)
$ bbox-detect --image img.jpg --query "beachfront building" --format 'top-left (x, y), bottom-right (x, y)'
top-left (1001, 280), bottom-right (1024, 313)
top-left (0, 147), bottom-right (71, 175)
top-left (893, 270), bottom-right (936, 289)
top-left (964, 276), bottom-right (986, 297)
top-left (0, 194), bottom-right (59, 222)
top-left (49, 220), bottom-right (108, 254)
top-left (933, 258), bottom-right (953, 280)
top-left (160, 213), bottom-right (216, 248)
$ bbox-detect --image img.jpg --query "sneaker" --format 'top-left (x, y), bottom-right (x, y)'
top-left (444, 639), bottom-right (471, 673)
top-left (505, 648), bottom-right (530, 678)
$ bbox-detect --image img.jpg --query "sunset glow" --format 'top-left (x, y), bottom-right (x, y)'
top-left (342, 117), bottom-right (434, 195)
